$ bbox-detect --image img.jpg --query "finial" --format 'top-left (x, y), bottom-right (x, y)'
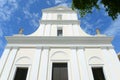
top-left (19, 28), bottom-right (24, 34)
top-left (96, 28), bottom-right (100, 35)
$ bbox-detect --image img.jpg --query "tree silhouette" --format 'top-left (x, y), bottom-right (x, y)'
top-left (72, 0), bottom-right (120, 20)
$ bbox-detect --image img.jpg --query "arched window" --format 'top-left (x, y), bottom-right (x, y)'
top-left (89, 56), bottom-right (106, 80)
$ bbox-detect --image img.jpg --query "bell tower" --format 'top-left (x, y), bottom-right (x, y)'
top-left (29, 6), bottom-right (89, 36)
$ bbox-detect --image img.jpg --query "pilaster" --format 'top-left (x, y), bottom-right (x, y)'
top-left (0, 48), bottom-right (11, 76)
top-left (0, 48), bottom-right (18, 80)
top-left (30, 48), bottom-right (42, 80)
top-left (71, 48), bottom-right (80, 80)
top-left (38, 48), bottom-right (49, 80)
top-left (77, 48), bottom-right (89, 80)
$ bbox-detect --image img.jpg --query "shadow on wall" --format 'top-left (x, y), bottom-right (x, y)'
top-left (118, 53), bottom-right (120, 60)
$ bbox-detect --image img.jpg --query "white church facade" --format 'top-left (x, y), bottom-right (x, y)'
top-left (0, 6), bottom-right (120, 80)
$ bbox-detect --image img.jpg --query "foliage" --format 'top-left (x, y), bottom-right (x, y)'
top-left (72, 0), bottom-right (120, 20)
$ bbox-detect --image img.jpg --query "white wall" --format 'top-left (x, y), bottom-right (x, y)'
top-left (29, 6), bottom-right (89, 36)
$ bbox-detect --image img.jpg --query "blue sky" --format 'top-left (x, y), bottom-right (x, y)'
top-left (0, 0), bottom-right (120, 57)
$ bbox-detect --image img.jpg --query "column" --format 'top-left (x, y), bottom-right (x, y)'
top-left (30, 48), bottom-right (42, 80)
top-left (0, 48), bottom-right (11, 76)
top-left (71, 48), bottom-right (80, 80)
top-left (0, 48), bottom-right (18, 80)
top-left (38, 48), bottom-right (49, 80)
top-left (77, 48), bottom-right (89, 80)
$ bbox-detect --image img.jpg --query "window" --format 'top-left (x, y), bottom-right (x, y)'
top-left (52, 63), bottom-right (68, 80)
top-left (57, 14), bottom-right (62, 20)
top-left (14, 67), bottom-right (28, 80)
top-left (57, 28), bottom-right (63, 36)
top-left (92, 67), bottom-right (105, 80)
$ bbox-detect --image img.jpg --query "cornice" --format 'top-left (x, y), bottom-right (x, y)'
top-left (6, 36), bottom-right (113, 48)
top-left (42, 6), bottom-right (76, 13)
top-left (42, 10), bottom-right (76, 13)
top-left (40, 20), bottom-right (80, 24)
top-left (6, 44), bottom-right (113, 48)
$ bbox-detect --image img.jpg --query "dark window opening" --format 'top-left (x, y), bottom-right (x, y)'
top-left (57, 29), bottom-right (63, 36)
top-left (92, 67), bottom-right (105, 80)
top-left (52, 63), bottom-right (68, 80)
top-left (14, 67), bottom-right (28, 80)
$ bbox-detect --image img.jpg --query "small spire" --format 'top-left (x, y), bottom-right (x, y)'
top-left (96, 28), bottom-right (100, 35)
top-left (19, 28), bottom-right (24, 34)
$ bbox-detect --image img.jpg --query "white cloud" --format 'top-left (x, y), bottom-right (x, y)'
top-left (80, 18), bottom-right (95, 34)
top-left (58, 3), bottom-right (70, 7)
top-left (95, 19), bottom-right (102, 25)
top-left (46, 0), bottom-right (52, 5)
top-left (45, 0), bottom-right (71, 7)
top-left (23, 9), bottom-right (39, 29)
top-left (104, 15), bottom-right (120, 36)
top-left (23, 8), bottom-right (39, 18)
top-left (23, 9), bottom-right (33, 19)
top-left (0, 27), bottom-right (3, 37)
top-left (0, 0), bottom-right (18, 21)
top-left (25, 0), bottom-right (38, 9)
top-left (55, 0), bottom-right (67, 4)
top-left (30, 19), bottom-right (39, 29)
top-left (0, 24), bottom-right (13, 37)
top-left (80, 15), bottom-right (105, 35)
top-left (0, 0), bottom-right (7, 7)
top-left (0, 39), bottom-right (4, 48)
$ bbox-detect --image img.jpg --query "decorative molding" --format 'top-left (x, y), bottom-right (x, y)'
top-left (51, 51), bottom-right (67, 57)
top-left (6, 36), bottom-right (113, 45)
top-left (16, 56), bottom-right (32, 65)
top-left (42, 10), bottom-right (76, 13)
top-left (40, 20), bottom-right (80, 24)
top-left (88, 56), bottom-right (103, 65)
top-left (42, 6), bottom-right (76, 13)
top-left (6, 44), bottom-right (113, 48)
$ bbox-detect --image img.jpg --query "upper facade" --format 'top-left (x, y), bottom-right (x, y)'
top-left (29, 6), bottom-right (89, 36)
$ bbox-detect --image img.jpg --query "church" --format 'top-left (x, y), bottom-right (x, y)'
top-left (0, 6), bottom-right (120, 80)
